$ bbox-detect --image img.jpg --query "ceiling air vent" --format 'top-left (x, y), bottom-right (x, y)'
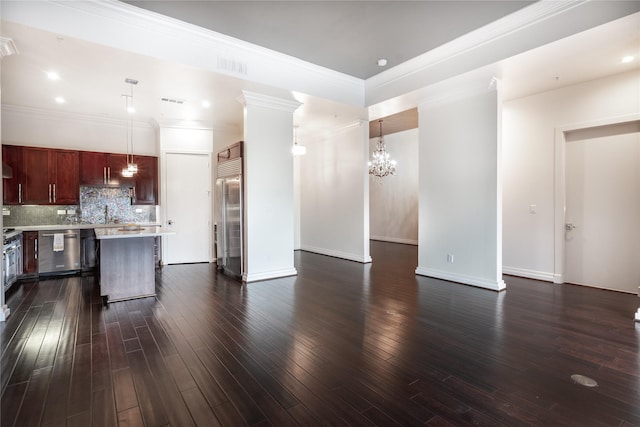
top-left (160, 97), bottom-right (185, 105)
top-left (217, 56), bottom-right (247, 75)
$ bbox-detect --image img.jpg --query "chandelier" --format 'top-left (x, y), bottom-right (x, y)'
top-left (368, 119), bottom-right (396, 178)
top-left (122, 78), bottom-right (138, 178)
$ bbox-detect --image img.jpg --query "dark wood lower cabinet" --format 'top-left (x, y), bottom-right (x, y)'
top-left (22, 231), bottom-right (38, 276)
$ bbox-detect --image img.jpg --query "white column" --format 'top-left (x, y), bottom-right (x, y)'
top-left (238, 91), bottom-right (302, 282)
top-left (415, 78), bottom-right (505, 291)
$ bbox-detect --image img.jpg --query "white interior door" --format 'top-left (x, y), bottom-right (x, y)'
top-left (165, 152), bottom-right (211, 264)
top-left (565, 126), bottom-right (640, 293)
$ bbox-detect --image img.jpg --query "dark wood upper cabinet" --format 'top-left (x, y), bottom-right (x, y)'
top-left (79, 151), bottom-right (134, 186)
top-left (22, 147), bottom-right (79, 205)
top-left (2, 145), bottom-right (24, 205)
top-left (132, 155), bottom-right (158, 205)
top-left (4, 145), bottom-right (157, 206)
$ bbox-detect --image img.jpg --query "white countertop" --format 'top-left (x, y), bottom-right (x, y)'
top-left (94, 226), bottom-right (174, 240)
top-left (12, 223), bottom-right (162, 232)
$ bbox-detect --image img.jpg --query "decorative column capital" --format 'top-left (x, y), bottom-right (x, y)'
top-left (237, 90), bottom-right (302, 113)
top-left (0, 37), bottom-right (18, 59)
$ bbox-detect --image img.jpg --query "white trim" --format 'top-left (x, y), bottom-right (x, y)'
top-left (502, 266), bottom-right (555, 282)
top-left (415, 267), bottom-right (506, 291)
top-left (635, 308), bottom-right (640, 323)
top-left (367, 0), bottom-right (586, 93)
top-left (418, 76), bottom-right (499, 110)
top-left (2, 104), bottom-right (155, 130)
top-left (238, 91), bottom-right (302, 112)
top-left (300, 245), bottom-right (372, 264)
top-left (242, 267), bottom-right (298, 283)
top-left (370, 236), bottom-right (418, 246)
top-left (553, 113), bottom-right (640, 287)
top-left (0, 36), bottom-right (18, 58)
top-left (0, 305), bottom-right (9, 322)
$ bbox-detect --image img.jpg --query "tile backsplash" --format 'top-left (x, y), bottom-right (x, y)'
top-left (2, 186), bottom-right (157, 227)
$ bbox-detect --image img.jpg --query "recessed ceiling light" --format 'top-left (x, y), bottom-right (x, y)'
top-left (54, 96), bottom-right (65, 104)
top-left (202, 100), bottom-right (211, 108)
top-left (46, 71), bottom-right (60, 81)
top-left (621, 55), bottom-right (635, 63)
top-left (127, 106), bottom-right (136, 114)
top-left (377, 58), bottom-right (388, 67)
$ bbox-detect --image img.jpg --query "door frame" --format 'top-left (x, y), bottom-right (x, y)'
top-left (160, 150), bottom-right (213, 264)
top-left (553, 112), bottom-right (640, 284)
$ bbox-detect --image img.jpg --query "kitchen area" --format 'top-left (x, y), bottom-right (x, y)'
top-left (1, 144), bottom-right (167, 318)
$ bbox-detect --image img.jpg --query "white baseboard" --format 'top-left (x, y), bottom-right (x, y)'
top-left (370, 236), bottom-right (418, 246)
top-left (415, 266), bottom-right (506, 291)
top-left (243, 267), bottom-right (297, 283)
top-left (502, 266), bottom-right (555, 282)
top-left (0, 305), bottom-right (10, 322)
top-left (635, 308), bottom-right (640, 323)
top-left (300, 245), bottom-right (372, 263)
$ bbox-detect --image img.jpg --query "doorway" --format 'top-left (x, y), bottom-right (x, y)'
top-left (164, 152), bottom-right (212, 264)
top-left (559, 119), bottom-right (640, 293)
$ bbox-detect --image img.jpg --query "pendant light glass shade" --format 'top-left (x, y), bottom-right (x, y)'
top-left (122, 78), bottom-right (138, 177)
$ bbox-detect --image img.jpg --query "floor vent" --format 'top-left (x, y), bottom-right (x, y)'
top-left (571, 374), bottom-right (598, 387)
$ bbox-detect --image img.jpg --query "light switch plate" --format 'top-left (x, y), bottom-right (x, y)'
top-left (57, 209), bottom-right (66, 215)
top-left (2, 210), bottom-right (10, 216)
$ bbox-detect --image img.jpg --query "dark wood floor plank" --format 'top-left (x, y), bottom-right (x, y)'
top-left (1, 381), bottom-right (27, 427)
top-left (2, 242), bottom-right (640, 426)
top-left (126, 349), bottom-right (170, 427)
top-left (67, 342), bottom-right (92, 416)
top-left (14, 365), bottom-right (52, 427)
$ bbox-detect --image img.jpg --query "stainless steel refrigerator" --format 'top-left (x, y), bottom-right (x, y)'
top-left (215, 142), bottom-right (244, 279)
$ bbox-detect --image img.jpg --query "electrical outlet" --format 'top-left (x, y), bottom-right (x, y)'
top-left (447, 254), bottom-right (454, 263)
top-left (529, 204), bottom-right (537, 214)
top-left (57, 209), bottom-right (66, 215)
top-left (2, 209), bottom-right (10, 216)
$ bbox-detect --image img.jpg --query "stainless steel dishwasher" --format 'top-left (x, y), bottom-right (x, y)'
top-left (38, 230), bottom-right (81, 275)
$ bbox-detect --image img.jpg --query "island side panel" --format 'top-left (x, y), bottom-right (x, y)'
top-left (99, 236), bottom-right (156, 302)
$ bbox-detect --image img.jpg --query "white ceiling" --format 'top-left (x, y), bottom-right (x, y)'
top-left (0, 2), bottom-right (638, 138)
top-left (123, 0), bottom-right (534, 79)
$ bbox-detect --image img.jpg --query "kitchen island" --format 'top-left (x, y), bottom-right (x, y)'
top-left (94, 226), bottom-right (174, 303)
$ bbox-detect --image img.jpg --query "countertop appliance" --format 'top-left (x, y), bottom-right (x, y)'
top-left (38, 229), bottom-right (81, 275)
top-left (3, 229), bottom-right (22, 291)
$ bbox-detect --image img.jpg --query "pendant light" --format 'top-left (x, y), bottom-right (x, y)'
top-left (122, 78), bottom-right (138, 178)
top-left (292, 125), bottom-right (306, 156)
top-left (368, 119), bottom-right (396, 178)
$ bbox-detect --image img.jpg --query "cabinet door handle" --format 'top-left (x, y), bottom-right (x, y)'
top-left (132, 187), bottom-right (136, 201)
top-left (108, 167), bottom-right (111, 182)
top-left (48, 184), bottom-right (52, 203)
top-left (18, 183), bottom-right (22, 204)
top-left (103, 167), bottom-right (107, 184)
top-left (35, 238), bottom-right (38, 259)
top-left (53, 183), bottom-right (56, 203)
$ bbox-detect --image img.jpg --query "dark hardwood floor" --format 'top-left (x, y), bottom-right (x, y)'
top-left (2, 241), bottom-right (639, 426)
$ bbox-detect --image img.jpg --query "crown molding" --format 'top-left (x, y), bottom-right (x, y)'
top-left (2, 0), bottom-right (365, 106)
top-left (417, 77), bottom-right (500, 111)
top-left (1, 104), bottom-right (155, 129)
top-left (0, 37), bottom-right (18, 58)
top-left (238, 91), bottom-right (302, 113)
top-left (367, 1), bottom-right (587, 92)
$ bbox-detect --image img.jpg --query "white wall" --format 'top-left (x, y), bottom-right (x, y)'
top-left (502, 70), bottom-right (640, 281)
top-left (416, 86), bottom-right (505, 291)
top-left (1, 106), bottom-right (158, 155)
top-left (300, 122), bottom-right (372, 263)
top-left (369, 128), bottom-right (419, 245)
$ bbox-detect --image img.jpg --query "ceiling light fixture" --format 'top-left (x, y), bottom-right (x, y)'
top-left (122, 78), bottom-right (139, 178)
top-left (621, 55), bottom-right (635, 63)
top-left (292, 125), bottom-right (306, 156)
top-left (46, 71), bottom-right (60, 81)
top-left (54, 96), bottom-right (65, 104)
top-left (368, 119), bottom-right (396, 178)
top-left (377, 58), bottom-right (388, 67)
top-left (202, 100), bottom-right (211, 108)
